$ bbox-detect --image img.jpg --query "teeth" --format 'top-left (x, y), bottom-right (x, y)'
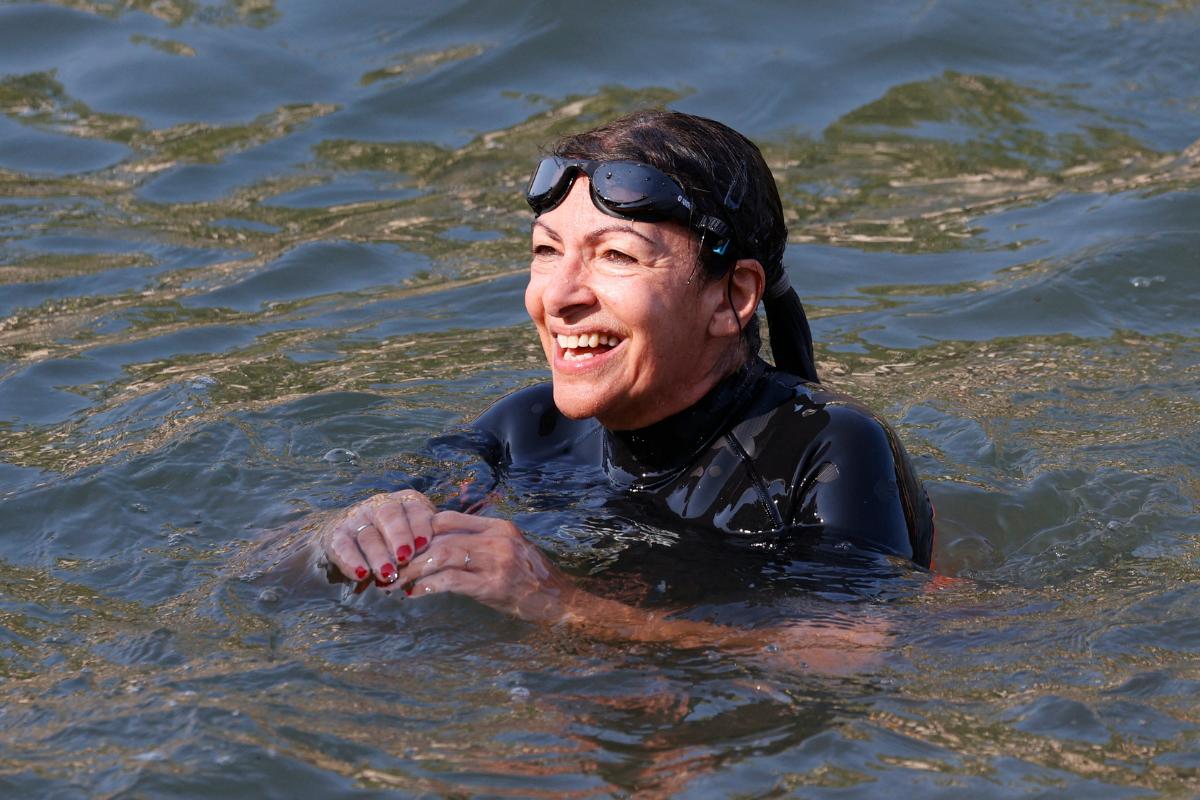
top-left (554, 332), bottom-right (621, 350)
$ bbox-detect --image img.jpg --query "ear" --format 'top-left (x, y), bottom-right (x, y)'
top-left (707, 258), bottom-right (765, 338)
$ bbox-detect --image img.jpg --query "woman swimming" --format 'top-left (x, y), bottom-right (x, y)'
top-left (309, 110), bottom-right (934, 653)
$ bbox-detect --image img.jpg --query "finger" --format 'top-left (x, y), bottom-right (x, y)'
top-left (403, 499), bottom-right (435, 555)
top-left (431, 510), bottom-right (511, 536)
top-left (394, 534), bottom-right (480, 585)
top-left (354, 523), bottom-right (398, 585)
top-left (326, 526), bottom-right (371, 582)
top-left (372, 502), bottom-right (416, 565)
top-left (378, 490), bottom-right (436, 557)
top-left (404, 568), bottom-right (488, 599)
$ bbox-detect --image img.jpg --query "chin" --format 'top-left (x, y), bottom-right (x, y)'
top-left (551, 383), bottom-right (604, 421)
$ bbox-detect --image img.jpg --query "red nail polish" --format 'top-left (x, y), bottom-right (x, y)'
top-left (355, 566), bottom-right (368, 580)
top-left (397, 544), bottom-right (412, 562)
top-left (381, 563), bottom-right (395, 579)
top-left (414, 536), bottom-right (428, 550)
top-left (404, 585), bottom-right (413, 596)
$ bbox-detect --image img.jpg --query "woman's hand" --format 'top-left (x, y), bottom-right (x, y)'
top-left (321, 490), bottom-right (437, 586)
top-left (394, 510), bottom-right (577, 622)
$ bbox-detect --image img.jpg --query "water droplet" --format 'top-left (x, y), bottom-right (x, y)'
top-left (322, 448), bottom-right (358, 463)
top-left (763, 643), bottom-right (780, 654)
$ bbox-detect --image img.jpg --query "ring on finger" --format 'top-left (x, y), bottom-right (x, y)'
top-left (463, 552), bottom-right (471, 568)
top-left (354, 523), bottom-right (371, 534)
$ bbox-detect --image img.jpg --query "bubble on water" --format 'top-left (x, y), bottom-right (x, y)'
top-left (1129, 275), bottom-right (1165, 288)
top-left (763, 643), bottom-right (780, 654)
top-left (509, 686), bottom-right (531, 702)
top-left (322, 448), bottom-right (358, 463)
top-left (130, 502), bottom-right (149, 513)
top-left (214, 753), bottom-right (234, 766)
top-left (134, 750), bottom-right (166, 762)
top-left (257, 587), bottom-right (281, 604)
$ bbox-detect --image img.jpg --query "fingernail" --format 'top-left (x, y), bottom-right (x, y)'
top-left (404, 585), bottom-right (413, 596)
top-left (381, 563), bottom-right (395, 580)
top-left (397, 544), bottom-right (412, 562)
top-left (355, 566), bottom-right (368, 580)
top-left (414, 536), bottom-right (428, 550)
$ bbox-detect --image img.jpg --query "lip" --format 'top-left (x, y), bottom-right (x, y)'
top-left (550, 335), bottom-right (624, 374)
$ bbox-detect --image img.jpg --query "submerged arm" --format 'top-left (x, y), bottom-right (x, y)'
top-left (394, 511), bottom-right (891, 674)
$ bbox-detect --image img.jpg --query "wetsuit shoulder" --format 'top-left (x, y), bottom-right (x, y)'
top-left (731, 371), bottom-right (934, 566)
top-left (469, 381), bottom-right (602, 466)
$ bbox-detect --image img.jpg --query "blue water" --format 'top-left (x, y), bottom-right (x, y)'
top-left (1, 1), bottom-right (1198, 796)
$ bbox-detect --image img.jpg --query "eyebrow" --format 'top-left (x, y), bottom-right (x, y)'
top-left (531, 219), bottom-right (659, 248)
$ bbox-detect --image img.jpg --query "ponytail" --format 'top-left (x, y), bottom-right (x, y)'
top-left (762, 268), bottom-right (819, 384)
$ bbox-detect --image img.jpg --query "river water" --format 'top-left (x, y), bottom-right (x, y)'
top-left (1, 1), bottom-right (1198, 797)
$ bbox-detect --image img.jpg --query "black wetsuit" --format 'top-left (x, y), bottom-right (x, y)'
top-left (438, 358), bottom-right (933, 575)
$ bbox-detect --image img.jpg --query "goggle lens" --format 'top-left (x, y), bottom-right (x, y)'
top-left (525, 157), bottom-right (577, 213)
top-left (591, 161), bottom-right (676, 211)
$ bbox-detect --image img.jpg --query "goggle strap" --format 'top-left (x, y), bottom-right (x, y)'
top-left (696, 215), bottom-right (730, 238)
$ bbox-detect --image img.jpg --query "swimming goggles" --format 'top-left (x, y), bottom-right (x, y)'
top-left (525, 156), bottom-right (735, 255)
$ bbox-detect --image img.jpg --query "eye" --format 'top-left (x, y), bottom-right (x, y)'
top-left (531, 243), bottom-right (559, 257)
top-left (602, 249), bottom-right (636, 264)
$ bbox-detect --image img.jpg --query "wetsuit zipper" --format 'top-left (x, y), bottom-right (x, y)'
top-left (723, 432), bottom-right (785, 529)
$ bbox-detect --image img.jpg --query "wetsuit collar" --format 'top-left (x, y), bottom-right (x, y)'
top-left (603, 357), bottom-right (767, 487)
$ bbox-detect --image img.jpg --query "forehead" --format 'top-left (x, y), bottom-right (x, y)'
top-left (532, 178), bottom-right (696, 251)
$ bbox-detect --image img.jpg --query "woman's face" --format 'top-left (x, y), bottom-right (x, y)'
top-left (524, 178), bottom-right (736, 430)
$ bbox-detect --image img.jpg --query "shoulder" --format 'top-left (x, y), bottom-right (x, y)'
top-left (735, 369), bottom-right (901, 456)
top-left (746, 369), bottom-right (933, 566)
top-left (469, 381), bottom-right (601, 464)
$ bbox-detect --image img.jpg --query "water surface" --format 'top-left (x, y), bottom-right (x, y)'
top-left (1, 1), bottom-right (1198, 797)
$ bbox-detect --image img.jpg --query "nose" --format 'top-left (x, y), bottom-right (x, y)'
top-left (542, 250), bottom-right (597, 320)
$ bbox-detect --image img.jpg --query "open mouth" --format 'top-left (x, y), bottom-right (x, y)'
top-left (555, 331), bottom-right (622, 361)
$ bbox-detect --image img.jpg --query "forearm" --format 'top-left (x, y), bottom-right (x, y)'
top-left (556, 585), bottom-right (890, 674)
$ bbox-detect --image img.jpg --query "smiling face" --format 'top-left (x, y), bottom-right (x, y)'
top-left (524, 178), bottom-right (744, 430)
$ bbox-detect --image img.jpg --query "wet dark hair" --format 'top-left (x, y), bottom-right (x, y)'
top-left (551, 109), bottom-right (818, 383)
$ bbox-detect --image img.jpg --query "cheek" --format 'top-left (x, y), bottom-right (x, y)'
top-left (523, 275), bottom-right (545, 323)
